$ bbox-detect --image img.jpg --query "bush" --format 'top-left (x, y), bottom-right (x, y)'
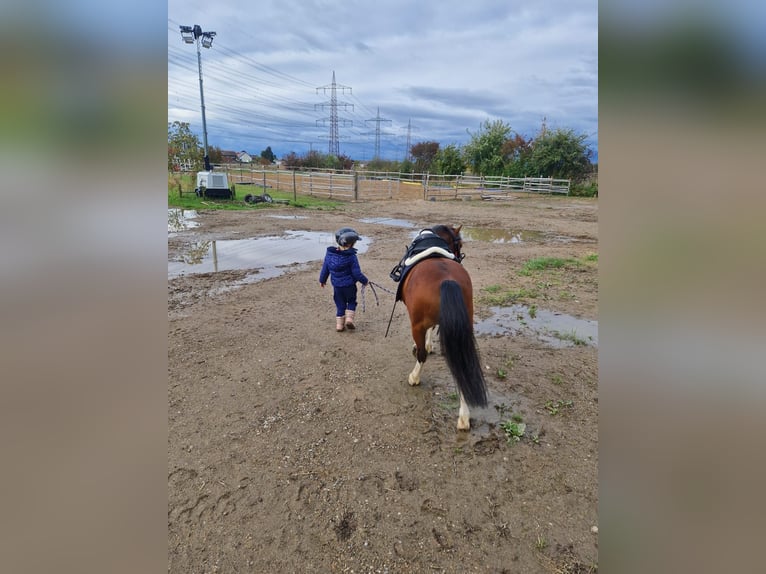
top-left (570, 181), bottom-right (598, 197)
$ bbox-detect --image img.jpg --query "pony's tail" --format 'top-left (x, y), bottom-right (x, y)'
top-left (438, 280), bottom-right (488, 407)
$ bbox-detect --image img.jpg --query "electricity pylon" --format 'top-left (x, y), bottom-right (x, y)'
top-left (315, 71), bottom-right (353, 156)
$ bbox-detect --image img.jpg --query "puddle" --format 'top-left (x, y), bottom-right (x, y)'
top-left (168, 230), bottom-right (370, 279)
top-left (359, 217), bottom-right (417, 228)
top-left (475, 304), bottom-right (597, 348)
top-left (461, 227), bottom-right (543, 243)
top-left (267, 215), bottom-right (308, 220)
top-left (433, 380), bottom-right (543, 442)
top-left (168, 209), bottom-right (200, 233)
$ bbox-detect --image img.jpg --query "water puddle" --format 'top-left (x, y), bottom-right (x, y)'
top-left (267, 214), bottom-right (308, 220)
top-left (476, 304), bottom-right (597, 348)
top-left (168, 209), bottom-right (200, 233)
top-left (168, 231), bottom-right (369, 279)
top-left (359, 217), bottom-right (417, 228)
top-left (461, 227), bottom-right (543, 243)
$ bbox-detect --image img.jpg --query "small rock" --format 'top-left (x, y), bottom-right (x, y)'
top-left (591, 526), bottom-right (598, 534)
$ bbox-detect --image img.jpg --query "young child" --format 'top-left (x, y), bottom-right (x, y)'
top-left (319, 227), bottom-right (369, 332)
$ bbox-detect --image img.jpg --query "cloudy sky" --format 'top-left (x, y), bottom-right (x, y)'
top-left (168, 0), bottom-right (598, 162)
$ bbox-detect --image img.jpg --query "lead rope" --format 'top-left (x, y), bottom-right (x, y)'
top-left (360, 281), bottom-right (398, 337)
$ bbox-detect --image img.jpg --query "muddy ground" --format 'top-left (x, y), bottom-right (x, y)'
top-left (168, 194), bottom-right (598, 573)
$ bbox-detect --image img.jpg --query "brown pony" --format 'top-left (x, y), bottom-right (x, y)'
top-left (400, 225), bottom-right (488, 430)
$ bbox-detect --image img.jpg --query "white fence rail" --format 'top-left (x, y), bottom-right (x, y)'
top-left (192, 166), bottom-right (569, 200)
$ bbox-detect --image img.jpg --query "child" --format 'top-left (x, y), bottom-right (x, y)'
top-left (319, 227), bottom-right (369, 332)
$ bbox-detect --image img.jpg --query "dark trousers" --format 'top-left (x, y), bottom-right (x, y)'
top-left (333, 284), bottom-right (357, 316)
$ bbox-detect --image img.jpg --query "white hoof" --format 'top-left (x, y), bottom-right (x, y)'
top-left (408, 372), bottom-right (420, 386)
top-left (457, 415), bottom-right (470, 430)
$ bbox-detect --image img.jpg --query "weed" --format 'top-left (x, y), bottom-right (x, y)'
top-left (440, 392), bottom-right (460, 411)
top-left (553, 329), bottom-right (587, 346)
top-left (511, 413), bottom-right (524, 423)
top-left (536, 534), bottom-right (548, 550)
top-left (550, 373), bottom-right (564, 386)
top-left (545, 399), bottom-right (574, 415)
top-left (528, 304), bottom-right (537, 318)
top-left (496, 368), bottom-right (507, 379)
top-left (501, 419), bottom-right (526, 443)
top-left (494, 402), bottom-right (511, 417)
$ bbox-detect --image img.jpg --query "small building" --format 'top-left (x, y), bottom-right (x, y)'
top-left (236, 151), bottom-right (253, 164)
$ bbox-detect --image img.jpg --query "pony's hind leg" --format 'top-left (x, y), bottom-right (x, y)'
top-left (408, 326), bottom-right (429, 386)
top-left (408, 359), bottom-right (423, 386)
top-left (425, 326), bottom-right (437, 354)
top-left (457, 392), bottom-right (470, 430)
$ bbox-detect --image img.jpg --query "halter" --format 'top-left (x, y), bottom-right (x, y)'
top-left (431, 225), bottom-right (465, 262)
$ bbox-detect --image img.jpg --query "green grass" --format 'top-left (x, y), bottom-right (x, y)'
top-left (439, 392), bottom-right (460, 412)
top-left (167, 174), bottom-right (343, 211)
top-left (480, 286), bottom-right (539, 306)
top-left (519, 257), bottom-right (580, 276)
top-left (552, 329), bottom-right (588, 346)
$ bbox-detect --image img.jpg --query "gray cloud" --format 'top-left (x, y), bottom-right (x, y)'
top-left (168, 0), bottom-right (597, 160)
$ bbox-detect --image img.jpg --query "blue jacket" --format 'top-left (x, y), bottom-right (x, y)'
top-left (319, 247), bottom-right (368, 288)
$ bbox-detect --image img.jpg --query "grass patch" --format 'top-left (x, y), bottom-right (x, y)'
top-left (519, 257), bottom-right (579, 276)
top-left (552, 329), bottom-right (588, 346)
top-left (480, 287), bottom-right (539, 306)
top-left (439, 392), bottom-right (460, 412)
top-left (167, 173), bottom-right (342, 211)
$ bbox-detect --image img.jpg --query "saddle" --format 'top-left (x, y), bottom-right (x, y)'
top-left (390, 229), bottom-right (457, 301)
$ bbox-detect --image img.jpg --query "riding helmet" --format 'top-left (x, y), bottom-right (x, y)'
top-left (335, 227), bottom-right (360, 247)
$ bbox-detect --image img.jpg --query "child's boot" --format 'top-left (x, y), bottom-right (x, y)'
top-left (336, 316), bottom-right (345, 332)
top-left (345, 310), bottom-right (356, 330)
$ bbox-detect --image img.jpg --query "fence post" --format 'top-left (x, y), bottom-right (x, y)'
top-left (424, 173), bottom-right (429, 200)
top-left (353, 171), bottom-right (359, 200)
top-left (292, 170), bottom-right (297, 202)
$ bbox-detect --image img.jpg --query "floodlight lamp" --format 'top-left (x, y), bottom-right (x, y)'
top-left (201, 32), bottom-right (216, 49)
top-left (180, 26), bottom-right (196, 43)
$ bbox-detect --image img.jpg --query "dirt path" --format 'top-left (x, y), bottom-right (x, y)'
top-left (168, 195), bottom-right (598, 573)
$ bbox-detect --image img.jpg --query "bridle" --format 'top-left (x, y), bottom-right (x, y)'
top-left (434, 225), bottom-right (465, 263)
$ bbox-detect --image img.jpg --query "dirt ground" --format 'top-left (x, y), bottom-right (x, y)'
top-left (168, 194), bottom-right (598, 573)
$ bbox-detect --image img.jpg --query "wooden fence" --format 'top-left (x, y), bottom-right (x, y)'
top-left (198, 166), bottom-right (569, 201)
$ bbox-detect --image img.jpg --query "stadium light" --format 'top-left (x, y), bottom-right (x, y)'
top-left (179, 24), bottom-right (217, 171)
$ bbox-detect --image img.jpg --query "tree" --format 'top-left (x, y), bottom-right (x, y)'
top-left (526, 128), bottom-right (593, 182)
top-left (501, 133), bottom-right (533, 178)
top-left (207, 145), bottom-right (223, 165)
top-left (463, 119), bottom-right (512, 176)
top-left (410, 141), bottom-right (440, 173)
top-left (433, 144), bottom-right (466, 175)
top-left (168, 121), bottom-right (202, 171)
top-left (261, 146), bottom-right (276, 163)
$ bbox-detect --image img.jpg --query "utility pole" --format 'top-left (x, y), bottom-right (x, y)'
top-left (405, 118), bottom-right (413, 161)
top-left (316, 71), bottom-right (353, 156)
top-left (365, 107), bottom-right (392, 161)
top-left (179, 24), bottom-right (217, 171)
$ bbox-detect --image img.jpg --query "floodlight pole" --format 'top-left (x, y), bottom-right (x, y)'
top-left (180, 24), bottom-right (217, 171)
